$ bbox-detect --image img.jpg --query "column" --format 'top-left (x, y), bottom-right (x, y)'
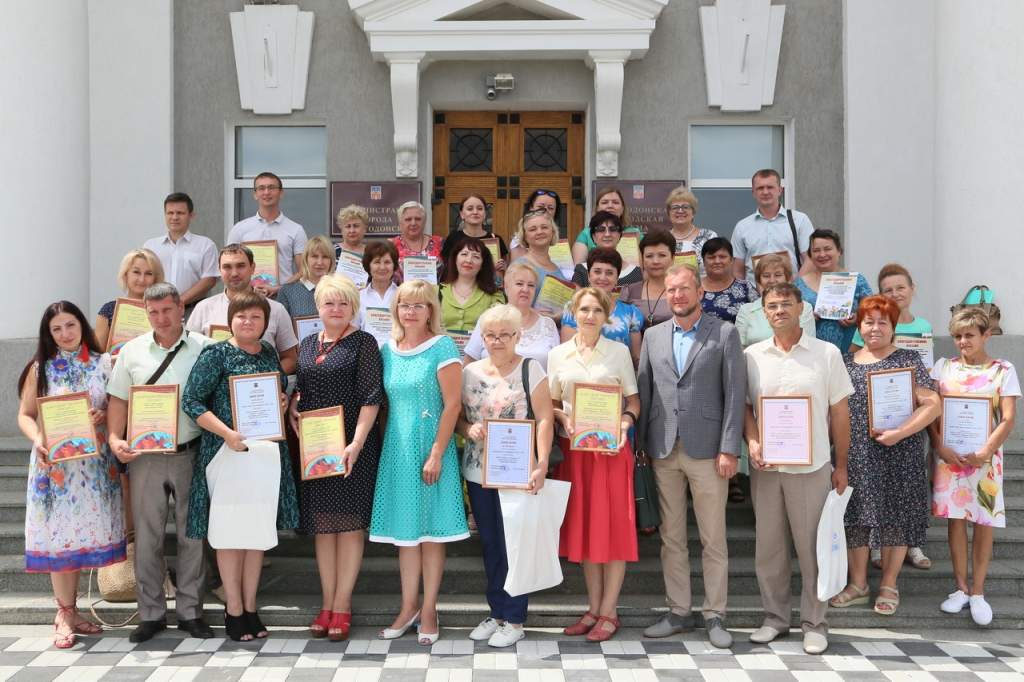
top-left (386, 53), bottom-right (425, 178)
top-left (588, 51), bottom-right (631, 178)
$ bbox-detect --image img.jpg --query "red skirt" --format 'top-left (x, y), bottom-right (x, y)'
top-left (553, 437), bottom-right (638, 564)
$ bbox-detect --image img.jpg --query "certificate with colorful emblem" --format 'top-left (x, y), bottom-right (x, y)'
top-left (298, 406), bottom-right (347, 480)
top-left (208, 324), bottom-right (232, 342)
top-left (534, 277), bottom-right (577, 317)
top-left (336, 250), bottom-right (369, 287)
top-left (483, 419), bottom-right (534, 489)
top-left (243, 240), bottom-right (280, 289)
top-left (37, 392), bottom-right (99, 463)
top-left (402, 256), bottom-right (438, 285)
top-left (758, 396), bottom-right (812, 465)
top-left (571, 383), bottom-right (622, 454)
top-left (941, 394), bottom-right (992, 456)
top-left (127, 385), bottom-right (179, 453)
top-left (106, 298), bottom-right (152, 356)
top-left (293, 315), bottom-right (324, 341)
top-left (814, 272), bottom-right (859, 320)
top-left (867, 368), bottom-right (915, 434)
top-left (673, 251), bottom-right (698, 269)
top-left (229, 372), bottom-right (284, 441)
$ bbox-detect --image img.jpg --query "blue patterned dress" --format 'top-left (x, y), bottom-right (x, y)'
top-left (369, 335), bottom-right (469, 545)
top-left (560, 299), bottom-right (643, 347)
top-left (25, 349), bottom-right (126, 573)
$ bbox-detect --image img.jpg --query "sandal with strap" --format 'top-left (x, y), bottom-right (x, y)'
top-left (328, 612), bottom-right (351, 642)
top-left (585, 616), bottom-right (621, 642)
top-left (54, 600), bottom-right (76, 649)
top-left (224, 610), bottom-right (252, 642)
top-left (874, 586), bottom-right (900, 616)
top-left (245, 611), bottom-right (269, 639)
top-left (72, 602), bottom-right (102, 635)
top-left (829, 584), bottom-right (870, 608)
top-left (563, 611), bottom-right (598, 636)
top-left (906, 547), bottom-right (932, 570)
top-left (310, 609), bottom-right (331, 639)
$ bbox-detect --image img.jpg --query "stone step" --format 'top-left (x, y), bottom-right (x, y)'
top-left (2, 591), bottom-right (1023, 630)
top-left (0, 466), bottom-right (26, 492)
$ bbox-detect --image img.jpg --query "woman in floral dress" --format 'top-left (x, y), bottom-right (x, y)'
top-left (17, 301), bottom-right (126, 648)
top-left (699, 238), bottom-right (758, 324)
top-left (929, 308), bottom-right (1020, 626)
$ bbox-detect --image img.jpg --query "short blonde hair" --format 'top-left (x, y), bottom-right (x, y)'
top-left (397, 201), bottom-right (426, 220)
top-left (503, 261), bottom-right (539, 285)
top-left (335, 204), bottom-right (369, 229)
top-left (665, 186), bottom-right (698, 214)
top-left (571, 286), bottom-right (612, 318)
top-left (753, 253), bottom-right (793, 284)
top-left (478, 304), bottom-right (523, 333)
top-left (949, 308), bottom-right (992, 336)
top-left (314, 273), bottom-right (361, 315)
top-left (298, 235), bottom-right (337, 281)
top-left (118, 248), bottom-right (165, 292)
top-left (665, 262), bottom-right (699, 285)
top-left (390, 280), bottom-right (443, 341)
top-left (514, 211), bottom-right (559, 249)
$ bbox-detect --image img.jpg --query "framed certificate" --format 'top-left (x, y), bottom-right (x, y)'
top-left (814, 272), bottom-right (859, 320)
top-left (483, 419), bottom-right (535, 489)
top-left (208, 324), bottom-right (232, 342)
top-left (37, 392), bottom-right (100, 463)
top-left (616, 232), bottom-right (640, 268)
top-left (243, 240), bottom-right (280, 288)
top-left (758, 396), bottom-right (813, 465)
top-left (571, 383), bottom-right (622, 453)
top-left (106, 298), bottom-right (152, 356)
top-left (402, 256), bottom-right (438, 285)
top-left (228, 372), bottom-right (285, 441)
top-left (298, 406), bottom-right (347, 480)
top-left (447, 330), bottom-right (471, 358)
top-left (673, 251), bottom-right (697, 268)
top-left (482, 237), bottom-right (501, 265)
top-left (363, 307), bottom-right (393, 346)
top-left (336, 249), bottom-right (369, 287)
top-left (534, 277), bottom-right (577, 317)
top-left (866, 368), bottom-right (915, 434)
top-left (941, 394), bottom-right (992, 456)
top-left (127, 384), bottom-right (179, 453)
top-left (549, 239), bottom-right (574, 274)
top-left (895, 335), bottom-right (934, 370)
top-left (294, 315), bottom-right (324, 341)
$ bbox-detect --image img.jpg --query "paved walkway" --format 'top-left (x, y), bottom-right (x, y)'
top-left (0, 625), bottom-right (1022, 681)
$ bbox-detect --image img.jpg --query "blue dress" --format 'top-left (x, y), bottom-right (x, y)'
top-left (561, 299), bottom-right (643, 347)
top-left (369, 335), bottom-right (469, 545)
top-left (796, 273), bottom-right (873, 352)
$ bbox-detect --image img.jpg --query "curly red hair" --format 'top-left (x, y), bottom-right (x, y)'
top-left (856, 294), bottom-right (900, 330)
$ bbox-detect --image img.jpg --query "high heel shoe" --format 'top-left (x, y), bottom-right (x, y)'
top-left (417, 615), bottom-right (440, 646)
top-left (328, 612), bottom-right (351, 642)
top-left (224, 610), bottom-right (250, 642)
top-left (379, 611), bottom-right (420, 640)
top-left (244, 611), bottom-right (269, 639)
top-left (310, 609), bottom-right (331, 639)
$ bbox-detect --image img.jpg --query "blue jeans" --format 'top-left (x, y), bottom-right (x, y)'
top-left (466, 481), bottom-right (529, 624)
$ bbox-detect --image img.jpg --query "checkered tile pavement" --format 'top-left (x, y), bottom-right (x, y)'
top-left (0, 631), bottom-right (1023, 682)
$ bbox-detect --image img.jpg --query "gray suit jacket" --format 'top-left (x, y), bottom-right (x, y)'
top-left (636, 314), bottom-right (746, 460)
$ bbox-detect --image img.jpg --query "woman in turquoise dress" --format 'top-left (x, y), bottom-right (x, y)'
top-left (795, 229), bottom-right (873, 352)
top-left (17, 301), bottom-right (125, 648)
top-left (370, 280), bottom-right (467, 646)
top-left (183, 291), bottom-right (299, 641)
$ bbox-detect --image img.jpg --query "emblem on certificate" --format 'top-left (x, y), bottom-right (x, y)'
top-left (814, 272), bottom-right (859, 320)
top-left (106, 298), bottom-right (152, 356)
top-left (208, 324), bottom-right (233, 342)
top-left (293, 315), bottom-right (324, 341)
top-left (127, 385), bottom-right (179, 453)
top-left (243, 240), bottom-right (280, 288)
top-left (229, 372), bottom-right (285, 441)
top-left (37, 391), bottom-right (100, 463)
top-left (941, 394), bottom-right (992, 456)
top-left (402, 256), bottom-right (438, 285)
top-left (482, 419), bottom-right (535, 489)
top-left (571, 383), bottom-right (623, 454)
top-left (298, 406), bottom-right (347, 480)
top-left (866, 368), bottom-right (915, 434)
top-left (758, 396), bottom-right (813, 465)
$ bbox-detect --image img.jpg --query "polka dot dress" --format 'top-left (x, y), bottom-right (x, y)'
top-left (296, 330), bottom-right (384, 534)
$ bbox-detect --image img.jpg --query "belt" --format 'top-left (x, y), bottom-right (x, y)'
top-left (175, 437), bottom-right (201, 453)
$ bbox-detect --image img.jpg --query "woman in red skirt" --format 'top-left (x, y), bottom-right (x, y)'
top-left (546, 287), bottom-right (640, 641)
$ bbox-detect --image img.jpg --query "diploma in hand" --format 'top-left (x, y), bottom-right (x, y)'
top-left (208, 325), bottom-right (232, 342)
top-left (616, 233), bottom-right (640, 268)
top-left (402, 256), bottom-right (438, 285)
top-left (229, 372), bottom-right (285, 441)
top-left (895, 335), bottom-right (934, 370)
top-left (941, 394), bottom-right (992, 456)
top-left (294, 315), bottom-right (324, 341)
top-left (571, 383), bottom-right (622, 454)
top-left (534, 277), bottom-right (577, 317)
top-left (37, 392), bottom-right (100, 463)
top-left (336, 250), bottom-right (369, 287)
top-left (673, 251), bottom-right (697, 268)
top-left (867, 368), bottom-right (915, 434)
top-left (483, 419), bottom-right (535, 489)
top-left (814, 272), bottom-right (859, 320)
top-left (127, 385), bottom-right (179, 453)
top-left (482, 238), bottom-right (501, 265)
top-left (758, 396), bottom-right (812, 465)
top-left (243, 240), bottom-right (280, 288)
top-left (298, 406), bottom-right (347, 480)
top-left (107, 298), bottom-right (152, 356)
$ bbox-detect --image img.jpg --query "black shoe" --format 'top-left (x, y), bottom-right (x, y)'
top-left (177, 618), bottom-right (214, 639)
top-left (244, 611), bottom-right (269, 639)
top-left (224, 610), bottom-right (249, 642)
top-left (129, 619), bottom-right (167, 643)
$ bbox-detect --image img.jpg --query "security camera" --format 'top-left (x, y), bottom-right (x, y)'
top-left (486, 86), bottom-right (497, 100)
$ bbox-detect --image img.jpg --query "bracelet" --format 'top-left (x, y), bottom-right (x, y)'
top-left (623, 410), bottom-right (638, 424)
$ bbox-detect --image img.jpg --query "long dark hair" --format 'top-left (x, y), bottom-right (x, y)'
top-left (17, 301), bottom-right (102, 398)
top-left (440, 236), bottom-right (498, 295)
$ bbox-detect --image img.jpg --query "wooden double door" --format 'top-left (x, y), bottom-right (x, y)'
top-left (432, 111), bottom-right (586, 245)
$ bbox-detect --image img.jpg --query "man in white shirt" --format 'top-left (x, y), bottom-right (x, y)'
top-left (731, 169), bottom-right (814, 284)
top-left (226, 172), bottom-right (308, 295)
top-left (143, 193), bottom-right (219, 306)
top-left (186, 244), bottom-right (298, 373)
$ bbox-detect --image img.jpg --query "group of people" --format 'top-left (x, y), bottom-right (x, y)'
top-left (16, 169), bottom-right (1018, 656)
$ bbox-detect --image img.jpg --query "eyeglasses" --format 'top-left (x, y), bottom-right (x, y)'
top-left (255, 184), bottom-right (282, 192)
top-left (593, 224), bottom-right (622, 234)
top-left (669, 204), bottom-right (693, 213)
top-left (397, 303), bottom-right (429, 312)
top-left (482, 332), bottom-right (517, 343)
top-left (764, 301), bottom-right (796, 312)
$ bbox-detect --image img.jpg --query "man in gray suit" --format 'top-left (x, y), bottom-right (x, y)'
top-left (637, 263), bottom-right (746, 648)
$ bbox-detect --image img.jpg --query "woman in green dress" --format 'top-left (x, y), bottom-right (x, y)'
top-left (183, 291), bottom-right (299, 642)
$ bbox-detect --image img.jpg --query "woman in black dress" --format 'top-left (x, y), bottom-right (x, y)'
top-left (289, 273), bottom-right (384, 641)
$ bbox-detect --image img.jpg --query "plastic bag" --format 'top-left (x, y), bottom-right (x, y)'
top-left (816, 486), bottom-right (853, 602)
top-left (206, 439), bottom-right (281, 551)
top-left (500, 480), bottom-right (571, 597)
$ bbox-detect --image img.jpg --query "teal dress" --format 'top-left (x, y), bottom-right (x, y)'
top-left (369, 335), bottom-right (469, 545)
top-left (182, 341), bottom-right (299, 539)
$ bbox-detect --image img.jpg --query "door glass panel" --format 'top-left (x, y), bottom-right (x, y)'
top-left (524, 128), bottom-right (567, 172)
top-left (691, 125), bottom-right (784, 179)
top-left (691, 188), bottom-right (763, 239)
top-left (449, 129), bottom-right (493, 172)
top-left (447, 201), bottom-right (494, 232)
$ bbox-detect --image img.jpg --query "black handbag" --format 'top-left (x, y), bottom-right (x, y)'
top-left (633, 449), bottom-right (661, 530)
top-left (522, 358), bottom-right (564, 467)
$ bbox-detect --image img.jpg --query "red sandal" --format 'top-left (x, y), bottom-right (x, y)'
top-left (328, 612), bottom-right (351, 642)
top-left (310, 609), bottom-right (331, 638)
top-left (54, 599), bottom-right (76, 649)
top-left (585, 616), bottom-right (621, 642)
top-left (563, 611), bottom-right (598, 636)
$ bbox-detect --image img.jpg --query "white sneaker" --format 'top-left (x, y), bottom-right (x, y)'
top-left (969, 595), bottom-right (993, 626)
top-left (940, 590), bottom-right (970, 614)
top-left (469, 617), bottom-right (501, 641)
top-left (488, 622), bottom-right (525, 648)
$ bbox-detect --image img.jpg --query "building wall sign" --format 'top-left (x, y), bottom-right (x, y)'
top-left (699, 0), bottom-right (784, 112)
top-left (230, 4), bottom-right (315, 115)
top-left (330, 181), bottom-right (422, 238)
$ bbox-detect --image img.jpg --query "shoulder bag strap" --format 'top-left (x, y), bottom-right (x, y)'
top-left (144, 332), bottom-right (187, 385)
top-left (521, 358), bottom-right (535, 421)
top-left (786, 209), bottom-right (802, 269)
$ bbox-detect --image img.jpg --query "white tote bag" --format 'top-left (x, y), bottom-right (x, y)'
top-left (206, 439), bottom-right (281, 551)
top-left (500, 480), bottom-right (571, 597)
top-left (816, 486), bottom-right (853, 602)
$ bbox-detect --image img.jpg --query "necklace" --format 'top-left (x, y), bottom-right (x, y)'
top-left (315, 328), bottom-right (351, 364)
top-left (643, 280), bottom-right (667, 326)
top-left (402, 233), bottom-right (427, 254)
top-left (673, 225), bottom-right (697, 242)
